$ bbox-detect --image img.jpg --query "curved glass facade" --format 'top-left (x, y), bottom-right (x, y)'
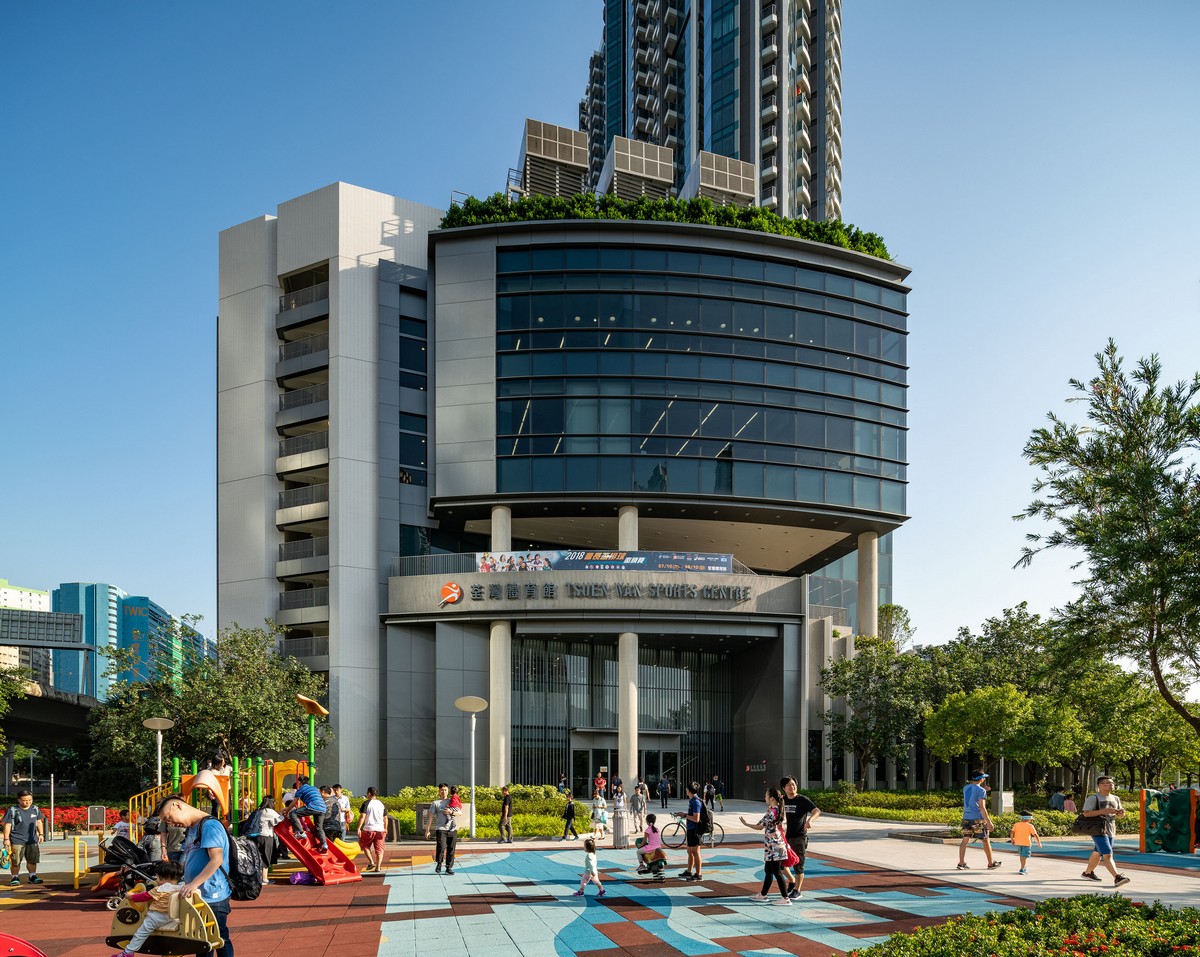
top-left (494, 243), bottom-right (908, 516)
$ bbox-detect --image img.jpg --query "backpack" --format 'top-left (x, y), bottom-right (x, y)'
top-left (209, 818), bottom-right (265, 901)
top-left (696, 800), bottom-right (712, 835)
top-left (243, 809), bottom-right (263, 837)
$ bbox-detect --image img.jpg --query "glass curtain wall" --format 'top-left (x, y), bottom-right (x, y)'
top-left (511, 637), bottom-right (733, 788)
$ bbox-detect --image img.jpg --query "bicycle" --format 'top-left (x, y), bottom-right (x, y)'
top-left (660, 816), bottom-right (724, 848)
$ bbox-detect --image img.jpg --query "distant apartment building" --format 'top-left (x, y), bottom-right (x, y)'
top-left (579, 0), bottom-right (842, 220)
top-left (50, 583), bottom-right (203, 696)
top-left (0, 577), bottom-right (52, 682)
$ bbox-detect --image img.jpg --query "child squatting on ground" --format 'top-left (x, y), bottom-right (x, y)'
top-left (1010, 812), bottom-right (1043, 875)
top-left (110, 859), bottom-right (186, 956)
top-left (573, 838), bottom-right (606, 897)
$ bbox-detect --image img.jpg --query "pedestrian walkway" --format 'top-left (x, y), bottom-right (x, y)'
top-left (4, 812), bottom-right (1200, 956)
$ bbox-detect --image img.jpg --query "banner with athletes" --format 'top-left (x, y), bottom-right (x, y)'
top-left (474, 550), bottom-right (733, 573)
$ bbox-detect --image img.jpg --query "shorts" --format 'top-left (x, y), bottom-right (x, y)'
top-left (960, 818), bottom-right (992, 838)
top-left (9, 842), bottom-right (40, 866)
top-left (1018, 845), bottom-right (1033, 860)
top-left (359, 830), bottom-right (385, 855)
top-left (787, 834), bottom-right (809, 872)
top-left (1092, 833), bottom-right (1114, 857)
top-left (686, 829), bottom-right (701, 848)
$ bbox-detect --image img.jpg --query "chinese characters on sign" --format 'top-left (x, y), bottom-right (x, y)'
top-left (445, 580), bottom-right (752, 606)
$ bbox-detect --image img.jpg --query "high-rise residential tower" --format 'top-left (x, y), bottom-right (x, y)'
top-left (580, 0), bottom-right (841, 220)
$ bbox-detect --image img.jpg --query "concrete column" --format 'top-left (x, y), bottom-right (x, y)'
top-left (491, 505), bottom-right (512, 552)
top-left (618, 631), bottom-right (639, 788)
top-left (618, 505), bottom-right (638, 550)
top-left (489, 620), bottom-right (512, 786)
top-left (857, 531), bottom-right (878, 637)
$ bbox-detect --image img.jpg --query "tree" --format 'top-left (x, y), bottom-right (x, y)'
top-left (820, 636), bottom-right (925, 789)
top-left (1018, 340), bottom-right (1200, 741)
top-left (0, 664), bottom-right (30, 751)
top-left (877, 604), bottom-right (915, 648)
top-left (85, 620), bottom-right (330, 795)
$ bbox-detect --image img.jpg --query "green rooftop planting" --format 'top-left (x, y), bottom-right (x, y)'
top-left (440, 192), bottom-right (891, 260)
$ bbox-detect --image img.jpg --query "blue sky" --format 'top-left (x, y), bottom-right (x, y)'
top-left (2, 1), bottom-right (1197, 647)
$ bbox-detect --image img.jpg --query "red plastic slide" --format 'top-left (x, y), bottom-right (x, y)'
top-left (274, 820), bottom-right (362, 885)
top-left (0, 934), bottom-right (50, 957)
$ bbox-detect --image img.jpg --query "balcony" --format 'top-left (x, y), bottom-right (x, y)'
top-left (664, 131), bottom-right (679, 151)
top-left (635, 0), bottom-right (656, 17)
top-left (761, 3), bottom-right (778, 31)
top-left (276, 382), bottom-right (329, 428)
top-left (795, 123), bottom-right (811, 150)
top-left (761, 155), bottom-right (779, 181)
top-left (796, 9), bottom-right (811, 40)
top-left (664, 107), bottom-right (680, 129)
top-left (797, 180), bottom-right (812, 207)
top-left (635, 90), bottom-right (657, 112)
top-left (636, 68), bottom-right (652, 87)
top-left (829, 91), bottom-right (842, 125)
top-left (760, 124), bottom-right (778, 151)
top-left (276, 429), bottom-right (329, 477)
top-left (664, 28), bottom-right (679, 54)
top-left (829, 2), bottom-right (841, 32)
top-left (761, 35), bottom-right (779, 63)
top-left (796, 93), bottom-right (811, 122)
top-left (276, 482), bottom-right (329, 528)
top-left (760, 94), bottom-right (778, 122)
top-left (275, 281), bottom-right (329, 333)
top-left (796, 37), bottom-right (811, 70)
top-left (276, 332), bottom-right (329, 382)
top-left (760, 186), bottom-right (778, 209)
top-left (281, 635), bottom-right (329, 668)
top-left (797, 149), bottom-right (811, 178)
top-left (664, 80), bottom-right (679, 102)
top-left (277, 536), bottom-right (330, 579)
top-left (663, 0), bottom-right (678, 25)
top-left (829, 118), bottom-right (842, 148)
top-left (761, 64), bottom-right (778, 92)
top-left (828, 29), bottom-right (841, 60)
top-left (276, 587), bottom-right (329, 627)
top-left (635, 19), bottom-right (657, 43)
top-left (635, 112), bottom-right (656, 135)
top-left (635, 42), bottom-right (656, 66)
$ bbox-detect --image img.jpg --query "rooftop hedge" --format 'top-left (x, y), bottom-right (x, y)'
top-left (439, 192), bottom-right (891, 261)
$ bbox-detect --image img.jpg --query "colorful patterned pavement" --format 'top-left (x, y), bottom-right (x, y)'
top-left (2, 840), bottom-right (1026, 957)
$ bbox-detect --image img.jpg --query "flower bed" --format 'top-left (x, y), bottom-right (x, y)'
top-left (849, 895), bottom-right (1200, 957)
top-left (48, 806), bottom-right (123, 831)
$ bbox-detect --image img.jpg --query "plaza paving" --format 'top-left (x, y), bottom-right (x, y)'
top-left (4, 808), bottom-right (1200, 957)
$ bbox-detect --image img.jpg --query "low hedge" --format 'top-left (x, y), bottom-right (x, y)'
top-left (387, 809), bottom-right (567, 838)
top-left (848, 895), bottom-right (1200, 957)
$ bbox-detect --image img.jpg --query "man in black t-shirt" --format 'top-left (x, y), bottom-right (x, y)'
top-left (780, 775), bottom-right (821, 900)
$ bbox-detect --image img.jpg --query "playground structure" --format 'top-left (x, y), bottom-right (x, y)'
top-left (1140, 788), bottom-right (1200, 854)
top-left (104, 882), bottom-right (223, 956)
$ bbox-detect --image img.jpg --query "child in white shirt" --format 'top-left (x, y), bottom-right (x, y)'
top-left (572, 838), bottom-right (606, 897)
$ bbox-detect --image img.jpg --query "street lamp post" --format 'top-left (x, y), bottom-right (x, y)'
top-left (28, 750), bottom-right (38, 790)
top-left (453, 696), bottom-right (488, 838)
top-left (142, 717), bottom-right (176, 787)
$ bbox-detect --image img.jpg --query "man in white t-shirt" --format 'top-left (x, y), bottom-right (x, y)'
top-left (358, 787), bottom-right (387, 873)
top-left (333, 784), bottom-right (352, 831)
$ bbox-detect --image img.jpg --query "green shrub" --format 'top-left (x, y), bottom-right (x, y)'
top-left (439, 193), bottom-right (892, 260)
top-left (849, 895), bottom-right (1200, 957)
top-left (387, 810), bottom-right (567, 838)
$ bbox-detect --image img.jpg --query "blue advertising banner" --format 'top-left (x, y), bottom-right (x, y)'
top-left (474, 550), bottom-right (733, 573)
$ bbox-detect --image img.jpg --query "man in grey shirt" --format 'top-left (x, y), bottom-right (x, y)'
top-left (424, 783), bottom-right (459, 875)
top-left (1080, 775), bottom-right (1129, 887)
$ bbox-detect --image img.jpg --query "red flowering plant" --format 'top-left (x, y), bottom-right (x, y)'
top-left (44, 806), bottom-right (122, 832)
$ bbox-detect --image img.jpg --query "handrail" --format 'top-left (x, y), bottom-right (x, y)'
top-left (278, 281), bottom-right (329, 313)
top-left (278, 431), bottom-right (329, 457)
top-left (279, 333), bottom-right (329, 361)
top-left (279, 537), bottom-right (329, 561)
top-left (279, 587), bottom-right (329, 610)
top-left (278, 483), bottom-right (329, 509)
top-left (279, 382), bottom-right (329, 411)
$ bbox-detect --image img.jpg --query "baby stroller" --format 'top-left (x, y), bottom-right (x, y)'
top-left (98, 836), bottom-right (160, 910)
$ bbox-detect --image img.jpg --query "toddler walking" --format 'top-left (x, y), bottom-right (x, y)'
top-left (572, 837), bottom-right (606, 897)
top-left (110, 859), bottom-right (185, 956)
top-left (1010, 812), bottom-right (1043, 875)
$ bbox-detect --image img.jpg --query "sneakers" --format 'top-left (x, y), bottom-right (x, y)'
top-left (636, 866), bottom-right (649, 874)
top-left (598, 888), bottom-right (607, 897)
top-left (8, 877), bottom-right (19, 886)
top-left (956, 863), bottom-right (969, 870)
top-left (317, 844), bottom-right (329, 854)
top-left (749, 893), bottom-right (770, 902)
top-left (572, 889), bottom-right (584, 897)
top-left (1081, 871), bottom-right (1102, 882)
top-left (446, 869), bottom-right (454, 875)
top-left (435, 864), bottom-right (442, 874)
top-left (683, 873), bottom-right (701, 881)
top-left (788, 887), bottom-right (802, 900)
top-left (987, 861), bottom-right (1002, 869)
top-left (28, 876), bottom-right (42, 885)
top-left (771, 896), bottom-right (792, 906)
top-left (679, 870), bottom-right (694, 879)
top-left (1018, 868), bottom-right (1027, 875)
top-left (1114, 874), bottom-right (1131, 887)
top-left (292, 830), bottom-right (305, 841)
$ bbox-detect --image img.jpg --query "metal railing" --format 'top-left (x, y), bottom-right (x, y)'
top-left (278, 382), bottom-right (328, 411)
top-left (278, 483), bottom-right (328, 509)
top-left (282, 635), bottom-right (329, 657)
top-left (279, 333), bottom-right (328, 361)
top-left (279, 587), bottom-right (329, 610)
top-left (278, 281), bottom-right (329, 313)
top-left (278, 430), bottom-right (329, 457)
top-left (278, 537), bottom-right (329, 562)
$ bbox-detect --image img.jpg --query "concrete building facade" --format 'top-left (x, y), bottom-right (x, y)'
top-left (218, 182), bottom-right (909, 795)
top-left (0, 577), bottom-right (52, 681)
